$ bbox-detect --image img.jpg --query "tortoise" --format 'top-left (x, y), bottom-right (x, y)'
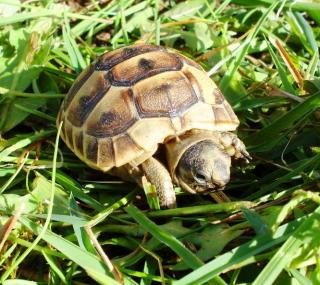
top-left (57, 44), bottom-right (249, 208)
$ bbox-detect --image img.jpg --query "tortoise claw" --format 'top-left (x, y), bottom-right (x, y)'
top-left (238, 149), bottom-right (251, 164)
top-left (219, 132), bottom-right (251, 163)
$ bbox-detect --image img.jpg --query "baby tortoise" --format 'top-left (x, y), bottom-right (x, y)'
top-left (57, 44), bottom-right (250, 208)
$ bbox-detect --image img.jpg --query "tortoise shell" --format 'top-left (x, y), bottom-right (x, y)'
top-left (57, 44), bottom-right (239, 171)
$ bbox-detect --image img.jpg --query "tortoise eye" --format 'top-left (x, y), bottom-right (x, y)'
top-left (194, 172), bottom-right (207, 184)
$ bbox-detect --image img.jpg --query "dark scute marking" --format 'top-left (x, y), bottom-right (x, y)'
top-left (95, 44), bottom-right (165, 71)
top-left (86, 137), bottom-right (98, 163)
top-left (98, 138), bottom-right (115, 167)
top-left (67, 74), bottom-right (110, 127)
top-left (86, 88), bottom-right (138, 138)
top-left (138, 58), bottom-right (155, 71)
top-left (100, 111), bottom-right (118, 125)
top-left (64, 64), bottom-right (95, 111)
top-left (75, 131), bottom-right (84, 156)
top-left (214, 107), bottom-right (229, 122)
top-left (175, 53), bottom-right (203, 70)
top-left (110, 67), bottom-right (182, 87)
top-left (93, 110), bottom-right (137, 136)
top-left (214, 88), bottom-right (225, 104)
top-left (109, 51), bottom-right (183, 87)
top-left (122, 47), bottom-right (139, 57)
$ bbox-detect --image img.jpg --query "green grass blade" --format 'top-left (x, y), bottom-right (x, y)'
top-left (289, 269), bottom-right (313, 285)
top-left (252, 206), bottom-right (320, 285)
top-left (117, 201), bottom-right (254, 219)
top-left (86, 189), bottom-right (138, 228)
top-left (14, 103), bottom-right (56, 122)
top-left (44, 170), bottom-right (104, 211)
top-left (1, 123), bottom-right (62, 282)
top-left (220, 1), bottom-right (279, 103)
top-left (125, 204), bottom-right (203, 269)
top-left (241, 207), bottom-right (272, 236)
top-left (306, 49), bottom-right (319, 79)
top-left (292, 12), bottom-right (318, 54)
top-left (0, 10), bottom-right (56, 26)
top-left (42, 250), bottom-right (68, 284)
top-left (0, 130), bottom-right (55, 160)
top-left (230, 0), bottom-right (320, 13)
top-left (0, 153), bottom-right (28, 194)
top-left (3, 280), bottom-right (38, 285)
top-left (125, 205), bottom-right (229, 285)
top-left (120, 0), bottom-right (129, 45)
top-left (86, 268), bottom-right (122, 285)
top-left (174, 216), bottom-right (308, 285)
top-left (18, 216), bottom-right (111, 277)
top-left (62, 15), bottom-right (86, 73)
top-left (246, 93), bottom-right (320, 150)
top-left (247, 153), bottom-right (320, 199)
top-left (266, 38), bottom-right (296, 94)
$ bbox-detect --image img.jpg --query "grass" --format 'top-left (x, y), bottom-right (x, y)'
top-left (0, 0), bottom-right (319, 284)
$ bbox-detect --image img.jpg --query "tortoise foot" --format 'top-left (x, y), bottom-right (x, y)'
top-left (219, 132), bottom-right (251, 163)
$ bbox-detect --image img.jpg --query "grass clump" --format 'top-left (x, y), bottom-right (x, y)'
top-left (0, 0), bottom-right (320, 284)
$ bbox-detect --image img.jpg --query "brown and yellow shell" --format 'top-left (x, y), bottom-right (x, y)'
top-left (57, 44), bottom-right (239, 171)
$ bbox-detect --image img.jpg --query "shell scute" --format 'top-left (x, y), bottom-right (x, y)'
top-left (97, 138), bottom-right (115, 168)
top-left (113, 133), bottom-right (144, 167)
top-left (213, 88), bottom-right (225, 104)
top-left (95, 44), bottom-right (165, 71)
top-left (174, 52), bottom-right (203, 71)
top-left (64, 120), bottom-right (74, 149)
top-left (64, 64), bottom-right (95, 111)
top-left (86, 88), bottom-right (138, 138)
top-left (85, 136), bottom-right (98, 164)
top-left (67, 71), bottom-right (110, 127)
top-left (128, 118), bottom-right (176, 152)
top-left (223, 101), bottom-right (239, 122)
top-left (71, 130), bottom-right (84, 157)
top-left (133, 71), bottom-right (197, 118)
top-left (110, 51), bottom-right (182, 86)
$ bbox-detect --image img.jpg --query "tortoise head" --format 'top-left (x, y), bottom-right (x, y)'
top-left (176, 140), bottom-right (231, 194)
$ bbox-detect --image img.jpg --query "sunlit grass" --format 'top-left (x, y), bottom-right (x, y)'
top-left (0, 0), bottom-right (319, 284)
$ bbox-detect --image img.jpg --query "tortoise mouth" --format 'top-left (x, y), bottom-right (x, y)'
top-left (177, 177), bottom-right (226, 195)
top-left (195, 185), bottom-right (225, 195)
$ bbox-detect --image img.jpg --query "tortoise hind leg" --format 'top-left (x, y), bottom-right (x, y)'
top-left (141, 157), bottom-right (176, 209)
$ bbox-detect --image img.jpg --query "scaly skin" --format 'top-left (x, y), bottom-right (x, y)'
top-left (219, 132), bottom-right (251, 162)
top-left (141, 157), bottom-right (176, 208)
top-left (173, 131), bottom-right (250, 197)
top-left (108, 158), bottom-right (176, 208)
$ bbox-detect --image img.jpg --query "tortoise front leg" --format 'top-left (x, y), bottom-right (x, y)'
top-left (141, 157), bottom-right (176, 209)
top-left (219, 132), bottom-right (251, 162)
